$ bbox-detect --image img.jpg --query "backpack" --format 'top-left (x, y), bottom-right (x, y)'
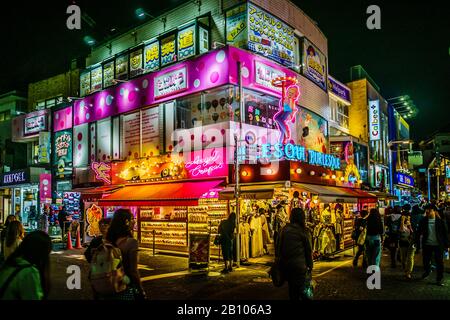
top-left (88, 241), bottom-right (127, 295)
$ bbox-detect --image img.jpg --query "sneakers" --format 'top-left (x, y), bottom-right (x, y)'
top-left (421, 272), bottom-right (430, 280)
top-left (437, 279), bottom-right (445, 286)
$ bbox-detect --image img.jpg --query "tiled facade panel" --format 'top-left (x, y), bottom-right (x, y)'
top-left (297, 76), bottom-right (330, 120)
top-left (347, 79), bottom-right (368, 142)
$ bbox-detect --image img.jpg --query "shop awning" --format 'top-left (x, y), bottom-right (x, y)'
top-left (368, 191), bottom-right (398, 200)
top-left (71, 185), bottom-right (124, 199)
top-left (218, 184), bottom-right (277, 200)
top-left (292, 183), bottom-right (376, 204)
top-left (98, 179), bottom-right (225, 207)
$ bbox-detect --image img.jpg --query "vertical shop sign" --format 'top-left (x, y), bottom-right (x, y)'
top-left (302, 38), bottom-right (327, 91)
top-left (73, 124), bottom-right (89, 167)
top-left (123, 111), bottom-right (141, 160)
top-left (115, 54), bottom-right (129, 80)
top-left (54, 130), bottom-right (73, 178)
top-left (129, 48), bottom-right (143, 78)
top-left (103, 61), bottom-right (115, 87)
top-left (38, 131), bottom-right (51, 164)
top-left (90, 65), bottom-right (103, 92)
top-left (141, 107), bottom-right (160, 157)
top-left (369, 100), bottom-right (381, 141)
top-left (247, 3), bottom-right (295, 67)
top-left (226, 3), bottom-right (247, 48)
top-left (80, 71), bottom-right (91, 97)
top-left (39, 173), bottom-right (52, 204)
top-left (144, 40), bottom-right (159, 73)
top-left (160, 34), bottom-right (177, 66)
top-left (178, 24), bottom-right (196, 61)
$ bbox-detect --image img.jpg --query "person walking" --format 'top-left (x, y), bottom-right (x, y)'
top-left (84, 218), bottom-right (111, 263)
top-left (416, 204), bottom-right (449, 286)
top-left (385, 206), bottom-right (402, 268)
top-left (365, 208), bottom-right (384, 268)
top-left (0, 231), bottom-right (52, 300)
top-left (1, 215), bottom-right (16, 257)
top-left (398, 206), bottom-right (416, 279)
top-left (58, 205), bottom-right (68, 236)
top-left (3, 221), bottom-right (25, 260)
top-left (352, 210), bottom-right (368, 268)
top-left (218, 212), bottom-right (236, 273)
top-left (273, 203), bottom-right (288, 246)
top-left (106, 209), bottom-right (146, 299)
top-left (277, 208), bottom-right (313, 300)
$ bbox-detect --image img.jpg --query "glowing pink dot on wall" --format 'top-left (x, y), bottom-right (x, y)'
top-left (128, 91), bottom-right (137, 102)
top-left (210, 71), bottom-right (219, 83)
top-left (66, 108), bottom-right (71, 115)
top-left (78, 144), bottom-right (82, 150)
top-left (77, 133), bottom-right (82, 141)
top-left (60, 121), bottom-right (64, 128)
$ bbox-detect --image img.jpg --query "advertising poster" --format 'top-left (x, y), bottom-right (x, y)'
top-left (97, 118), bottom-right (112, 162)
top-left (123, 111), bottom-right (141, 160)
top-left (115, 54), bottom-right (129, 80)
top-left (293, 108), bottom-right (328, 153)
top-left (85, 203), bottom-right (103, 239)
top-left (254, 61), bottom-right (285, 93)
top-left (73, 124), bottom-right (89, 167)
top-left (178, 24), bottom-right (196, 61)
top-left (38, 131), bottom-right (51, 164)
top-left (129, 48), bottom-right (143, 78)
top-left (189, 233), bottom-right (210, 268)
top-left (80, 71), bottom-right (91, 97)
top-left (90, 66), bottom-right (103, 92)
top-left (160, 34), bottom-right (176, 66)
top-left (103, 61), bottom-right (115, 87)
top-left (247, 3), bottom-right (295, 67)
top-left (141, 107), bottom-right (160, 157)
top-left (226, 3), bottom-right (247, 48)
top-left (369, 100), bottom-right (381, 141)
top-left (54, 130), bottom-right (73, 178)
top-left (39, 173), bottom-right (52, 204)
top-left (302, 38), bottom-right (327, 91)
top-left (144, 41), bottom-right (159, 72)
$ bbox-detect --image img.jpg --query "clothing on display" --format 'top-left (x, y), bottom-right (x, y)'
top-left (250, 214), bottom-right (264, 258)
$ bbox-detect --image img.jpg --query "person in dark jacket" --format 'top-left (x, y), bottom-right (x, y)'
top-left (84, 218), bottom-right (111, 263)
top-left (353, 210), bottom-right (368, 268)
top-left (365, 208), bottom-right (384, 267)
top-left (58, 205), bottom-right (68, 235)
top-left (416, 204), bottom-right (449, 286)
top-left (277, 208), bottom-right (313, 300)
top-left (218, 212), bottom-right (236, 273)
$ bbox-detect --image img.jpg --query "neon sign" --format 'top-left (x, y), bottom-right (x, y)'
top-left (369, 100), bottom-right (381, 141)
top-left (91, 161), bottom-right (111, 184)
top-left (185, 149), bottom-right (224, 178)
top-left (259, 143), bottom-right (340, 170)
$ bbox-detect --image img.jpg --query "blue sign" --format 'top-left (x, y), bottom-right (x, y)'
top-left (259, 143), bottom-right (340, 170)
top-left (328, 76), bottom-right (351, 103)
top-left (396, 173), bottom-right (414, 187)
top-left (446, 165), bottom-right (450, 178)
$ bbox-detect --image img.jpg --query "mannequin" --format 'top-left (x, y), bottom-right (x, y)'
top-left (250, 211), bottom-right (263, 257)
top-left (334, 204), bottom-right (344, 250)
top-left (259, 208), bottom-right (272, 255)
top-left (239, 217), bottom-right (250, 260)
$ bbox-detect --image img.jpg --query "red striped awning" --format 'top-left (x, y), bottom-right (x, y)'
top-left (98, 179), bottom-right (225, 207)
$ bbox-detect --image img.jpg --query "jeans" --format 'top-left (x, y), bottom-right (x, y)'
top-left (423, 245), bottom-right (444, 281)
top-left (365, 235), bottom-right (382, 267)
top-left (353, 245), bottom-right (367, 267)
top-left (399, 245), bottom-right (416, 274)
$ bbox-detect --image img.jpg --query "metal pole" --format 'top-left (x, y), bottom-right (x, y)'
top-left (427, 168), bottom-right (431, 201)
top-left (152, 229), bottom-right (156, 256)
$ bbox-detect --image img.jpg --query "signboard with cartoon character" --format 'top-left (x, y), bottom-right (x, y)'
top-left (54, 130), bottom-right (73, 178)
top-left (86, 203), bottom-right (103, 238)
top-left (293, 108), bottom-right (328, 154)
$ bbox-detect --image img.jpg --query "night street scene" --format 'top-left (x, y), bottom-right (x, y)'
top-left (0, 0), bottom-right (450, 312)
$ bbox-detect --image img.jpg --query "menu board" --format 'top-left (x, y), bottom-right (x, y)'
top-left (115, 54), bottom-right (129, 80)
top-left (91, 66), bottom-right (103, 92)
top-left (178, 24), bottom-right (196, 61)
top-left (161, 34), bottom-right (177, 66)
top-left (97, 118), bottom-right (112, 162)
top-left (130, 48), bottom-right (143, 78)
top-left (80, 71), bottom-right (91, 97)
top-left (103, 61), bottom-right (115, 87)
top-left (144, 41), bottom-right (159, 73)
top-left (123, 111), bottom-right (140, 160)
top-left (247, 3), bottom-right (295, 67)
top-left (141, 107), bottom-right (160, 157)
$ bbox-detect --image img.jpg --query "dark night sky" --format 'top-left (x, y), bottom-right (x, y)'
top-left (1, 0), bottom-right (449, 141)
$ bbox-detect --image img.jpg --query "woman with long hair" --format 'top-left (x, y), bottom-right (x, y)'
top-left (277, 207), bottom-right (313, 300)
top-left (0, 231), bottom-right (52, 300)
top-left (106, 209), bottom-right (146, 300)
top-left (4, 221), bottom-right (25, 259)
top-left (365, 209), bottom-right (384, 267)
top-left (1, 215), bottom-right (16, 255)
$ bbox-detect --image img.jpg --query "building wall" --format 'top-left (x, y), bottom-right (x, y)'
top-left (347, 79), bottom-right (368, 142)
top-left (28, 70), bottom-right (80, 111)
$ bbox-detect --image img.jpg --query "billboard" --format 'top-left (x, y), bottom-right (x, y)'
top-left (302, 38), bottom-right (327, 91)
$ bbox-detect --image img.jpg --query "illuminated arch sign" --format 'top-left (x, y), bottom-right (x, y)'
top-left (259, 143), bottom-right (340, 170)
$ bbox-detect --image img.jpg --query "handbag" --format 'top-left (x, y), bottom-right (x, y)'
top-left (303, 270), bottom-right (314, 300)
top-left (357, 227), bottom-right (367, 246)
top-left (213, 235), bottom-right (221, 246)
top-left (269, 257), bottom-right (285, 287)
